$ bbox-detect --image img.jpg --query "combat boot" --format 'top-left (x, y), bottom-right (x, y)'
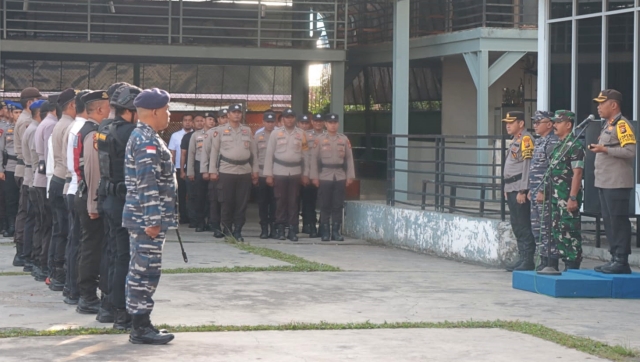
top-left (563, 259), bottom-right (581, 271)
top-left (34, 266), bottom-right (48, 282)
top-left (12, 243), bottom-right (25, 267)
top-left (211, 223), bottom-right (224, 238)
top-left (3, 218), bottom-right (15, 238)
top-left (331, 223), bottom-right (344, 241)
top-left (600, 255), bottom-right (632, 274)
top-left (0, 218), bottom-right (6, 235)
top-left (129, 313), bottom-right (174, 345)
top-left (49, 267), bottom-right (65, 292)
top-left (535, 256), bottom-right (548, 272)
top-left (537, 258), bottom-right (561, 275)
top-left (505, 252), bottom-right (524, 272)
top-left (259, 224), bottom-right (269, 239)
top-left (268, 223), bottom-right (276, 239)
top-left (76, 296), bottom-right (100, 314)
top-left (594, 254), bottom-right (615, 272)
top-left (97, 306), bottom-right (115, 323)
top-left (22, 259), bottom-right (33, 273)
top-left (302, 224), bottom-right (310, 234)
top-left (232, 226), bottom-right (244, 242)
top-left (64, 293), bottom-right (79, 305)
top-left (309, 224), bottom-right (318, 238)
top-left (276, 224), bottom-right (286, 240)
top-left (113, 309), bottom-right (132, 331)
top-left (287, 225), bottom-right (298, 242)
top-left (513, 252), bottom-right (535, 271)
top-left (320, 223), bottom-right (330, 242)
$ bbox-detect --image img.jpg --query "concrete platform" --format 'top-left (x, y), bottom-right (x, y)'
top-left (0, 329), bottom-right (607, 362)
top-left (512, 271), bottom-right (612, 298)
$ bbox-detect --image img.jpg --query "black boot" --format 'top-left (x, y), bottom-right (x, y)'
top-left (113, 309), bottom-right (133, 330)
top-left (232, 226), bottom-right (244, 242)
top-left (309, 224), bottom-right (318, 238)
top-left (195, 223), bottom-right (206, 232)
top-left (537, 258), bottom-right (561, 275)
top-left (96, 306), bottom-right (115, 323)
top-left (563, 259), bottom-right (581, 271)
top-left (259, 224), bottom-right (269, 239)
top-left (302, 224), bottom-right (310, 234)
top-left (594, 254), bottom-right (615, 272)
top-left (49, 267), bottom-right (65, 292)
top-left (212, 223), bottom-right (224, 238)
top-left (276, 224), bottom-right (286, 240)
top-left (35, 266), bottom-right (48, 282)
top-left (321, 223), bottom-right (330, 242)
top-left (600, 255), bottom-right (632, 274)
top-left (513, 252), bottom-right (535, 271)
top-left (64, 293), bottom-right (79, 305)
top-left (129, 313), bottom-right (174, 345)
top-left (331, 223), bottom-right (344, 241)
top-left (288, 225), bottom-right (298, 242)
top-left (3, 218), bottom-right (15, 238)
top-left (12, 243), bottom-right (25, 267)
top-left (535, 256), bottom-right (548, 272)
top-left (22, 259), bottom-right (33, 273)
top-left (76, 296), bottom-right (100, 314)
top-left (505, 252), bottom-right (524, 272)
top-left (269, 223), bottom-right (276, 239)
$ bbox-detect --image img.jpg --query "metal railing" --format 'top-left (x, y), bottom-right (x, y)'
top-left (0, 0), bottom-right (348, 49)
top-left (386, 134), bottom-right (508, 220)
top-left (344, 132), bottom-right (388, 179)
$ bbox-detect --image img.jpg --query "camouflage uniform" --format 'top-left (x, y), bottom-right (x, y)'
top-left (123, 122), bottom-right (178, 315)
top-left (545, 134), bottom-right (584, 262)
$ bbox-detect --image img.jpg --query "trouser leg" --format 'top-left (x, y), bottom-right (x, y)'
top-left (233, 173), bottom-right (252, 228)
top-left (274, 176), bottom-right (289, 226)
top-left (302, 185), bottom-right (318, 226)
top-left (14, 177), bottom-right (26, 248)
top-left (65, 194), bottom-right (81, 297)
top-left (35, 187), bottom-right (53, 271)
top-left (600, 188), bottom-right (632, 256)
top-left (331, 180), bottom-right (346, 224)
top-left (218, 173), bottom-right (234, 230)
top-left (75, 194), bottom-right (104, 300)
top-left (28, 187), bottom-right (42, 266)
top-left (208, 180), bottom-right (220, 224)
top-left (49, 181), bottom-right (68, 269)
top-left (318, 180), bottom-right (332, 224)
top-left (186, 178), bottom-right (197, 224)
top-left (507, 191), bottom-right (536, 254)
top-left (126, 231), bottom-right (165, 315)
top-left (286, 176), bottom-right (301, 227)
top-left (258, 177), bottom-right (270, 225)
top-left (106, 196), bottom-right (129, 310)
top-left (4, 172), bottom-right (19, 240)
top-left (194, 163), bottom-right (207, 226)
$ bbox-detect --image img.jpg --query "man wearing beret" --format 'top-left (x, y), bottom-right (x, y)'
top-left (73, 90), bottom-right (111, 314)
top-left (502, 111), bottom-right (536, 271)
top-left (123, 88), bottom-right (176, 344)
top-left (590, 89), bottom-right (635, 274)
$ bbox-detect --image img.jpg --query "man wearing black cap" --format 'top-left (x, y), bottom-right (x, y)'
top-left (255, 111), bottom-right (278, 238)
top-left (73, 90), bottom-right (111, 314)
top-left (0, 101), bottom-right (19, 243)
top-left (0, 102), bottom-right (9, 237)
top-left (301, 113), bottom-right (325, 238)
top-left (208, 104), bottom-right (258, 241)
top-left (502, 111), bottom-right (536, 271)
top-left (201, 110), bottom-right (227, 237)
top-left (264, 108), bottom-right (309, 241)
top-left (187, 115), bottom-right (214, 232)
top-left (590, 89), bottom-right (636, 274)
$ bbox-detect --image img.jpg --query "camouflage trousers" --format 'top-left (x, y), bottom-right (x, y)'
top-left (530, 197), bottom-right (552, 256)
top-left (126, 231), bottom-right (165, 315)
top-left (550, 197), bottom-right (582, 262)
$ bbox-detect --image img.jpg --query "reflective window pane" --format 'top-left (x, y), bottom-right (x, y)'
top-left (607, 0), bottom-right (636, 11)
top-left (578, 0), bottom-right (603, 15)
top-left (550, 0), bottom-right (573, 19)
top-left (549, 21), bottom-right (572, 112)
top-left (576, 17), bottom-right (602, 121)
top-left (607, 12), bottom-right (634, 118)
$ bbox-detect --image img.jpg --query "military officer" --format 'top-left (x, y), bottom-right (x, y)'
top-left (263, 108), bottom-right (309, 241)
top-left (123, 88), bottom-right (176, 345)
top-left (528, 111), bottom-right (558, 271)
top-left (73, 90), bottom-right (110, 314)
top-left (590, 89), bottom-right (636, 274)
top-left (187, 115), bottom-right (214, 232)
top-left (202, 109), bottom-right (227, 238)
top-left (255, 111), bottom-right (277, 239)
top-left (208, 104), bottom-right (258, 241)
top-left (301, 113), bottom-right (325, 238)
top-left (309, 113), bottom-right (355, 242)
top-left (503, 111), bottom-right (536, 271)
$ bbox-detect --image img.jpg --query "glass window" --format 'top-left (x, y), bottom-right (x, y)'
top-left (577, 0), bottom-right (603, 15)
top-left (576, 17), bottom-right (602, 120)
top-left (607, 12), bottom-right (634, 118)
top-left (550, 0), bottom-right (573, 19)
top-left (549, 21), bottom-right (572, 112)
top-left (607, 0), bottom-right (636, 11)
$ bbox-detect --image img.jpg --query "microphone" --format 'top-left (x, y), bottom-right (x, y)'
top-left (575, 114), bottom-right (595, 129)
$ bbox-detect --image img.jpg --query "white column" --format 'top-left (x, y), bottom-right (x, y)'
top-left (330, 61), bottom-right (345, 133)
top-left (392, 0), bottom-right (410, 202)
top-left (536, 0), bottom-right (548, 111)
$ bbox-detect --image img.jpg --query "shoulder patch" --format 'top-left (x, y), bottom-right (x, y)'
top-left (617, 120), bottom-right (636, 147)
top-left (213, 131), bottom-right (218, 137)
top-left (93, 133), bottom-right (98, 150)
top-left (521, 135), bottom-right (533, 159)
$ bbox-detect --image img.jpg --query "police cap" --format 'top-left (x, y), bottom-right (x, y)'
top-left (82, 90), bottom-right (110, 105)
top-left (263, 111), bottom-right (276, 122)
top-left (57, 88), bottom-right (77, 107)
top-left (204, 111), bottom-right (217, 118)
top-left (219, 109), bottom-right (228, 117)
top-left (312, 113), bottom-right (324, 121)
top-left (133, 88), bottom-right (170, 110)
top-left (298, 114), bottom-right (310, 122)
top-left (281, 108), bottom-right (296, 118)
top-left (324, 113), bottom-right (339, 122)
top-left (228, 104), bottom-right (243, 113)
top-left (20, 87), bottom-right (42, 100)
top-left (593, 89), bottom-right (622, 103)
top-left (502, 111), bottom-right (525, 123)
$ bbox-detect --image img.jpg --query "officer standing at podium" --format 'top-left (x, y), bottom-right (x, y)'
top-left (590, 89), bottom-right (635, 274)
top-left (502, 111), bottom-right (536, 272)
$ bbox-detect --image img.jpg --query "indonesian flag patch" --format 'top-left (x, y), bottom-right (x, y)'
top-left (146, 146), bottom-right (157, 154)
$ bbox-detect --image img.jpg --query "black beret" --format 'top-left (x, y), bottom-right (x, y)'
top-left (81, 90), bottom-right (110, 105)
top-left (57, 88), bottom-right (77, 106)
top-left (133, 88), bottom-right (170, 109)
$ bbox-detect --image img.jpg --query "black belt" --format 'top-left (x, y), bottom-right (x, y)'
top-left (25, 165), bottom-right (32, 168)
top-left (105, 180), bottom-right (126, 197)
top-left (6, 155), bottom-right (17, 161)
top-left (51, 175), bottom-right (65, 184)
top-left (17, 159), bottom-right (24, 165)
top-left (274, 157), bottom-right (302, 168)
top-left (220, 155), bottom-right (250, 166)
top-left (504, 174), bottom-right (522, 184)
top-left (65, 177), bottom-right (72, 183)
top-left (321, 163), bottom-right (344, 169)
top-left (602, 143), bottom-right (620, 147)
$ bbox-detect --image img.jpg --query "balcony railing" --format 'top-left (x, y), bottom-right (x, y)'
top-left (0, 0), bottom-right (348, 49)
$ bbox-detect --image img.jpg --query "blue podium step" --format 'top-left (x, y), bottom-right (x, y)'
top-left (512, 271), bottom-right (612, 298)
top-left (565, 269), bottom-right (640, 299)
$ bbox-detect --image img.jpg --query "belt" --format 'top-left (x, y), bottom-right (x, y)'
top-left (504, 174), bottom-right (522, 184)
top-left (6, 155), bottom-right (17, 161)
top-left (51, 175), bottom-right (65, 184)
top-left (274, 157), bottom-right (302, 168)
top-left (220, 155), bottom-right (250, 166)
top-left (105, 180), bottom-right (126, 197)
top-left (321, 163), bottom-right (344, 169)
top-left (17, 159), bottom-right (24, 165)
top-left (602, 143), bottom-right (620, 147)
top-left (65, 177), bottom-right (72, 183)
top-left (25, 165), bottom-right (32, 168)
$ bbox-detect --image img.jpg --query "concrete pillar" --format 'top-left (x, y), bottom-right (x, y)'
top-left (291, 63), bottom-right (309, 114)
top-left (392, 0), bottom-right (410, 202)
top-left (476, 50), bottom-right (490, 177)
top-left (330, 61), bottom-right (345, 132)
top-left (536, 0), bottom-right (548, 111)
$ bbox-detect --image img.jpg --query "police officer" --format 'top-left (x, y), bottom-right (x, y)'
top-left (73, 90), bottom-right (110, 314)
top-left (264, 108), bottom-right (309, 241)
top-left (255, 111), bottom-right (277, 238)
top-left (123, 88), bottom-right (176, 345)
top-left (528, 111), bottom-right (558, 271)
top-left (502, 111), bottom-right (536, 271)
top-left (0, 102), bottom-right (9, 236)
top-left (202, 109), bottom-right (227, 238)
top-left (590, 89), bottom-right (636, 274)
top-left (0, 101), bottom-right (20, 256)
top-left (302, 113), bottom-right (325, 237)
top-left (208, 104), bottom-right (258, 241)
top-left (310, 113), bottom-right (355, 242)
top-left (187, 115), bottom-right (214, 232)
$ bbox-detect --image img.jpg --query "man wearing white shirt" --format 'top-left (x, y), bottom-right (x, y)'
top-left (168, 115), bottom-right (193, 224)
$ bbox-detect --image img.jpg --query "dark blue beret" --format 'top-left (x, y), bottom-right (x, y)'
top-left (133, 88), bottom-right (170, 109)
top-left (30, 100), bottom-right (46, 111)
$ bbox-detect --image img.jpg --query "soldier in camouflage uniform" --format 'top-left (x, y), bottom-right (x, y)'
top-left (123, 88), bottom-right (176, 345)
top-left (537, 110), bottom-right (584, 274)
top-left (528, 111), bottom-right (558, 271)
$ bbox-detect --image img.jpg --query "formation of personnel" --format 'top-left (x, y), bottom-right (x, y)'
top-left (503, 89), bottom-right (635, 275)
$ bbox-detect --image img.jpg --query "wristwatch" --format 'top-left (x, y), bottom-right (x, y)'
top-left (569, 195), bottom-right (577, 201)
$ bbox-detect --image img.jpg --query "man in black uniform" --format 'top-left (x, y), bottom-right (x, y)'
top-left (97, 84), bottom-right (141, 330)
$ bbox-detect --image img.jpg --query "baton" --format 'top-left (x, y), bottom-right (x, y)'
top-left (176, 228), bottom-right (189, 263)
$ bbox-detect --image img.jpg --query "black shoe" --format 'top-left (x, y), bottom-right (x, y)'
top-left (63, 288), bottom-right (70, 298)
top-left (513, 252), bottom-right (535, 271)
top-left (76, 297), bottom-right (100, 314)
top-left (97, 307), bottom-right (115, 323)
top-left (563, 259), bottom-right (581, 271)
top-left (129, 314), bottom-right (174, 345)
top-left (505, 253), bottom-right (524, 272)
top-left (4, 219), bottom-right (15, 238)
top-left (320, 223), bottom-right (330, 242)
top-left (64, 295), bottom-right (79, 305)
top-left (195, 224), bottom-right (205, 232)
top-left (309, 224), bottom-right (318, 238)
top-left (211, 223), bottom-right (224, 238)
top-left (276, 224), bottom-right (286, 240)
top-left (601, 255), bottom-right (632, 274)
top-left (287, 226), bottom-right (298, 242)
top-left (114, 309), bottom-right (132, 331)
top-left (535, 257), bottom-right (548, 272)
top-left (331, 223), bottom-right (344, 241)
top-left (49, 278), bottom-right (65, 292)
top-left (269, 223), bottom-right (276, 239)
top-left (594, 254), bottom-right (615, 272)
top-left (34, 267), bottom-right (48, 282)
top-left (12, 253), bottom-right (25, 267)
top-left (232, 226), bottom-right (244, 242)
top-left (30, 265), bottom-right (40, 278)
top-left (537, 258), bottom-right (561, 275)
top-left (302, 224), bottom-right (310, 234)
top-left (23, 261), bottom-right (33, 273)
top-left (259, 224), bottom-right (269, 239)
